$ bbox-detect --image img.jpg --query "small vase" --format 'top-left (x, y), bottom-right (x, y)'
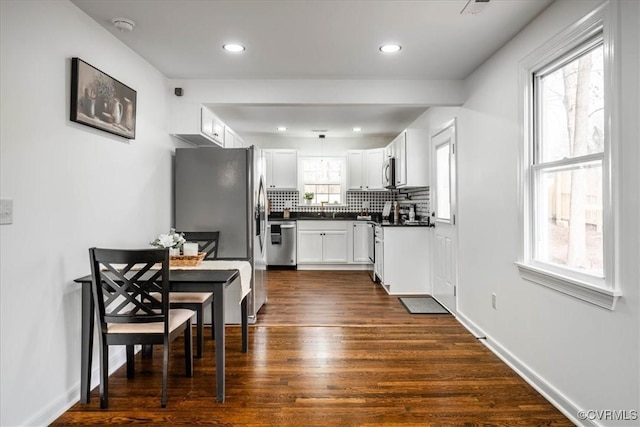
top-left (169, 247), bottom-right (180, 256)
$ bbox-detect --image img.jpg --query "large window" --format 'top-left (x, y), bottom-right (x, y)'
top-left (299, 157), bottom-right (346, 205)
top-left (518, 3), bottom-right (620, 309)
top-left (533, 39), bottom-right (604, 277)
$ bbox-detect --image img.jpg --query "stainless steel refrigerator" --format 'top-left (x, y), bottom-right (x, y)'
top-left (174, 146), bottom-right (267, 324)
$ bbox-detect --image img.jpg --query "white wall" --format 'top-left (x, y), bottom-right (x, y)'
top-left (0, 1), bottom-right (176, 425)
top-left (414, 1), bottom-right (639, 425)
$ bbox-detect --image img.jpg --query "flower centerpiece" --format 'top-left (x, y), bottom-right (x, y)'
top-left (150, 228), bottom-right (185, 256)
top-left (303, 192), bottom-right (314, 205)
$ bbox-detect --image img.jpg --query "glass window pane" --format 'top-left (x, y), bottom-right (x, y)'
top-left (436, 143), bottom-right (451, 221)
top-left (534, 162), bottom-right (603, 275)
top-left (317, 194), bottom-right (330, 203)
top-left (300, 157), bottom-right (345, 205)
top-left (328, 194), bottom-right (341, 204)
top-left (538, 44), bottom-right (604, 163)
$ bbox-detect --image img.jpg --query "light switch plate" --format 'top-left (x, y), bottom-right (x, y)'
top-left (362, 201), bottom-right (370, 209)
top-left (0, 199), bottom-right (13, 224)
top-left (284, 201), bottom-right (292, 209)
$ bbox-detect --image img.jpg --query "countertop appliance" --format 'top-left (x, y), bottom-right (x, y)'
top-left (174, 146), bottom-right (267, 324)
top-left (382, 157), bottom-right (396, 189)
top-left (267, 220), bottom-right (297, 267)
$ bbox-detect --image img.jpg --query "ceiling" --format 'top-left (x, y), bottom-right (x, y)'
top-left (72, 0), bottom-right (553, 139)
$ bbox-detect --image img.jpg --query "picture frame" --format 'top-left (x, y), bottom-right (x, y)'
top-left (70, 57), bottom-right (137, 139)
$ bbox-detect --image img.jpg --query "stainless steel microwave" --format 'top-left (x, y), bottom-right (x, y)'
top-left (382, 157), bottom-right (396, 189)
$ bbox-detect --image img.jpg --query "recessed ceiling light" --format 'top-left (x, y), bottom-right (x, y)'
top-left (379, 44), bottom-right (401, 53)
top-left (277, 126), bottom-right (287, 131)
top-left (223, 43), bottom-right (245, 53)
top-left (353, 127), bottom-right (362, 132)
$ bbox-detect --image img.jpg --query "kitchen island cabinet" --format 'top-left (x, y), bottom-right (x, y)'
top-left (377, 226), bottom-right (430, 295)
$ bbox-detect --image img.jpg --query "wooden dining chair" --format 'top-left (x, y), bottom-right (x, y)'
top-left (89, 247), bottom-right (194, 408)
top-left (170, 231), bottom-right (220, 358)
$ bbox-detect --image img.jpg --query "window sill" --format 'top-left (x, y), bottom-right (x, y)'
top-left (515, 262), bottom-right (621, 310)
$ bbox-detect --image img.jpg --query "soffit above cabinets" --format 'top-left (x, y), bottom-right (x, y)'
top-left (208, 104), bottom-right (429, 139)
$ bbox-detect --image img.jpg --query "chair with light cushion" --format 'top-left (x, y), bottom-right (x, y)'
top-left (88, 247), bottom-right (194, 408)
top-left (169, 231), bottom-right (220, 358)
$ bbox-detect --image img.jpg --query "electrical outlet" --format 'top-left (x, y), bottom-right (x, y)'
top-left (0, 199), bottom-right (12, 225)
top-left (362, 201), bottom-right (370, 209)
top-left (491, 293), bottom-right (497, 310)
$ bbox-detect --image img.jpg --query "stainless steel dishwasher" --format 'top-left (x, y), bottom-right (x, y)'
top-left (267, 220), bottom-right (297, 267)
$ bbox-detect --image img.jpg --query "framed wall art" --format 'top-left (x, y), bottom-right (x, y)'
top-left (70, 57), bottom-right (137, 139)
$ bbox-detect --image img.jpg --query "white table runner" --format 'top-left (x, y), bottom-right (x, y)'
top-left (169, 260), bottom-right (252, 302)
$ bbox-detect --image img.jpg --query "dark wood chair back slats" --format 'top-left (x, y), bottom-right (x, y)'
top-left (89, 248), bottom-right (169, 330)
top-left (87, 246), bottom-right (193, 408)
top-left (181, 231), bottom-right (220, 260)
top-left (172, 231), bottom-right (220, 358)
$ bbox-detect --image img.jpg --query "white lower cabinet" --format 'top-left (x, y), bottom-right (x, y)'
top-left (378, 227), bottom-right (430, 295)
top-left (297, 231), bottom-right (324, 262)
top-left (352, 222), bottom-right (371, 263)
top-left (322, 231), bottom-right (348, 263)
top-left (297, 221), bottom-right (348, 264)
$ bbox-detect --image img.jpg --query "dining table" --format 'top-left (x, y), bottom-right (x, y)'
top-left (74, 260), bottom-right (251, 404)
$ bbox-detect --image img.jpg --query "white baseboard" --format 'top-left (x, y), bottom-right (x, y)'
top-left (32, 347), bottom-right (128, 426)
top-left (296, 264), bottom-right (372, 271)
top-left (455, 310), bottom-right (592, 427)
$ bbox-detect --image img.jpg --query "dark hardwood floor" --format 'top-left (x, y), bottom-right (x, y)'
top-left (52, 270), bottom-right (572, 426)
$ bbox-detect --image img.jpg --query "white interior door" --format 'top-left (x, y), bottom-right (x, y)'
top-left (431, 120), bottom-right (458, 314)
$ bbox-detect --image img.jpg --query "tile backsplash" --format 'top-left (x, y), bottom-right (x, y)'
top-left (267, 188), bottom-right (430, 219)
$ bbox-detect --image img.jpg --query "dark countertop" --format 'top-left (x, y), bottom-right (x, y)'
top-left (269, 212), bottom-right (380, 221)
top-left (379, 221), bottom-right (432, 228)
top-left (268, 212), bottom-right (432, 227)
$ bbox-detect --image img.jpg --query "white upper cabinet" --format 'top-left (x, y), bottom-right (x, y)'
top-left (347, 151), bottom-right (365, 190)
top-left (224, 127), bottom-right (245, 148)
top-left (393, 132), bottom-right (407, 187)
top-left (265, 149), bottom-right (297, 189)
top-left (388, 129), bottom-right (429, 188)
top-left (170, 103), bottom-right (225, 147)
top-left (347, 148), bottom-right (384, 191)
top-left (201, 107), bottom-right (225, 146)
top-left (364, 149), bottom-right (384, 190)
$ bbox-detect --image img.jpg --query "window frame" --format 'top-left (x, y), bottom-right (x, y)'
top-left (297, 156), bottom-right (347, 206)
top-left (517, 1), bottom-right (621, 310)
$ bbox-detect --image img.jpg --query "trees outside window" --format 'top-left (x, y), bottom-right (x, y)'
top-left (534, 40), bottom-right (604, 276)
top-left (518, 2), bottom-right (620, 309)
